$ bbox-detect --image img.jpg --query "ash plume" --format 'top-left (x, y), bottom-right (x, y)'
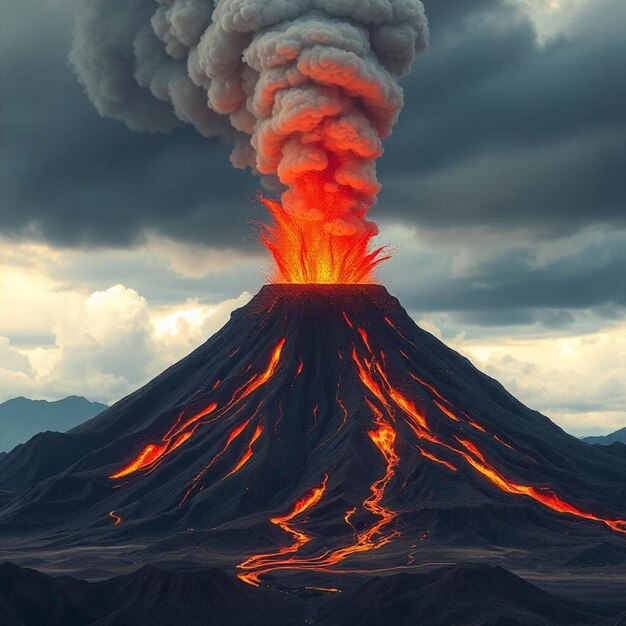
top-left (71, 0), bottom-right (428, 241)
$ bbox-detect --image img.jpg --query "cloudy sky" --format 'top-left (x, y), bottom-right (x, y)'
top-left (1, 0), bottom-right (624, 437)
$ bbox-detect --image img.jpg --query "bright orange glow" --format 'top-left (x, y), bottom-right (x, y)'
top-left (434, 399), bottom-right (459, 422)
top-left (467, 419), bottom-right (487, 433)
top-left (107, 306), bottom-right (626, 587)
top-left (110, 443), bottom-right (168, 479)
top-left (165, 403), bottom-right (219, 440)
top-left (238, 399), bottom-right (401, 586)
top-left (224, 422), bottom-right (264, 479)
top-left (348, 328), bottom-right (626, 540)
top-left (456, 437), bottom-right (488, 464)
top-left (344, 507), bottom-right (358, 534)
top-left (231, 339), bottom-right (286, 403)
top-left (238, 475), bottom-right (329, 585)
top-left (260, 192), bottom-right (389, 285)
top-left (458, 449), bottom-right (626, 534)
top-left (110, 339), bottom-right (286, 482)
top-left (179, 413), bottom-right (258, 505)
top-left (417, 447), bottom-right (458, 472)
top-left (358, 328), bottom-right (373, 354)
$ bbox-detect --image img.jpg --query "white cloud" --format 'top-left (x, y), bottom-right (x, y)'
top-left (0, 238), bottom-right (254, 404)
top-left (0, 284), bottom-right (251, 405)
top-left (448, 323), bottom-right (626, 436)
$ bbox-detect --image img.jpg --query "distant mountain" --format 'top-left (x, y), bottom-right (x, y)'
top-left (0, 396), bottom-right (108, 453)
top-left (584, 428), bottom-right (626, 446)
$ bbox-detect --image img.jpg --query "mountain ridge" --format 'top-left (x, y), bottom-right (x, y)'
top-left (0, 396), bottom-right (108, 453)
top-left (584, 427), bottom-right (626, 446)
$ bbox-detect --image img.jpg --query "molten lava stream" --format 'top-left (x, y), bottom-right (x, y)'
top-left (351, 327), bottom-right (626, 536)
top-left (238, 475), bottom-right (329, 586)
top-left (109, 339), bottom-right (286, 482)
top-left (238, 398), bottom-right (401, 586)
top-left (223, 422), bottom-right (264, 479)
top-left (179, 407), bottom-right (261, 505)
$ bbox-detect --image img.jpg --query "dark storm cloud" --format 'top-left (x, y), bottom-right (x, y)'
top-left (2, 0), bottom-right (624, 250)
top-left (380, 0), bottom-right (626, 234)
top-left (0, 0), bottom-right (259, 250)
top-left (382, 226), bottom-right (626, 326)
top-left (1, 0), bottom-right (625, 325)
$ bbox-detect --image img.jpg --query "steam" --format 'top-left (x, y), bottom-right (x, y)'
top-left (71, 0), bottom-right (428, 239)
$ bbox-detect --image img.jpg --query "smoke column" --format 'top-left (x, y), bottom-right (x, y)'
top-left (71, 0), bottom-right (429, 283)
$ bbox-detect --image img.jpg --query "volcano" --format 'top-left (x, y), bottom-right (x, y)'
top-left (1, 285), bottom-right (626, 614)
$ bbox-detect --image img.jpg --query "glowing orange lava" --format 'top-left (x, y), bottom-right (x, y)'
top-left (110, 339), bottom-right (286, 482)
top-left (108, 305), bottom-right (626, 590)
top-left (350, 320), bottom-right (626, 536)
top-left (260, 185), bottom-right (389, 284)
top-left (224, 422), bottom-right (264, 479)
top-left (238, 475), bottom-right (329, 586)
top-left (237, 397), bottom-right (401, 585)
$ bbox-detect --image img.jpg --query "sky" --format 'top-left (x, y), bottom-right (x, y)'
top-left (0, 0), bottom-right (624, 437)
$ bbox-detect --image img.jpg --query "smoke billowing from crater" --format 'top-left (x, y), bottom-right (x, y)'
top-left (71, 0), bottom-right (428, 282)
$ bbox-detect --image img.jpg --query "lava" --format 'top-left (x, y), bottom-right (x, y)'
top-left (179, 412), bottom-right (259, 505)
top-left (417, 447), bottom-right (458, 472)
top-left (348, 322), bottom-right (626, 537)
top-left (260, 192), bottom-right (389, 285)
top-left (110, 443), bottom-right (168, 480)
top-left (110, 339), bottom-right (286, 482)
top-left (237, 393), bottom-right (401, 585)
top-left (238, 475), bottom-right (329, 586)
top-left (107, 298), bottom-right (626, 592)
top-left (224, 422), bottom-right (264, 479)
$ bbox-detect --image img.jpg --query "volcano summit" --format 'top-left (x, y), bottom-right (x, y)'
top-left (1, 285), bottom-right (626, 615)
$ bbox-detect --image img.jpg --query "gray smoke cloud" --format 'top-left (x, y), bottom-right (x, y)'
top-left (71, 0), bottom-right (428, 237)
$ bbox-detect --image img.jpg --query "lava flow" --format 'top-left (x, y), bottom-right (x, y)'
top-left (109, 339), bottom-right (286, 482)
top-left (98, 286), bottom-right (626, 591)
top-left (237, 397), bottom-right (401, 586)
top-left (232, 310), bottom-right (626, 586)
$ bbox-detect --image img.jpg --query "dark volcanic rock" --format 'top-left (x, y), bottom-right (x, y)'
top-left (0, 562), bottom-right (615, 626)
top-left (320, 563), bottom-right (613, 626)
top-left (0, 285), bottom-right (625, 594)
top-left (0, 562), bottom-right (303, 626)
top-left (566, 541), bottom-right (626, 567)
top-left (593, 442), bottom-right (626, 460)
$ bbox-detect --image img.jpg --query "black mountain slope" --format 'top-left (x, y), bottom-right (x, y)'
top-left (0, 561), bottom-right (618, 626)
top-left (320, 563), bottom-right (614, 626)
top-left (0, 562), bottom-right (304, 626)
top-left (0, 285), bottom-right (625, 590)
